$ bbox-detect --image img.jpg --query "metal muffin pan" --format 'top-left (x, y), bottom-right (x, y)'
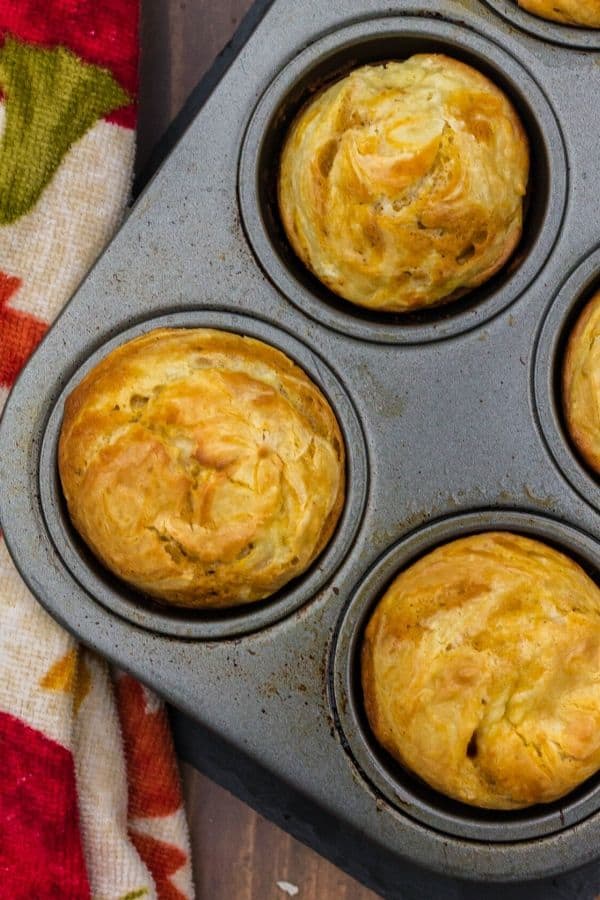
top-left (2, 0), bottom-right (600, 894)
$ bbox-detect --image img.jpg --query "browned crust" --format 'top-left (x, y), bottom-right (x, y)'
top-left (518, 0), bottom-right (600, 27)
top-left (360, 532), bottom-right (600, 809)
top-left (278, 53), bottom-right (529, 312)
top-left (59, 328), bottom-right (346, 608)
top-left (562, 290), bottom-right (600, 474)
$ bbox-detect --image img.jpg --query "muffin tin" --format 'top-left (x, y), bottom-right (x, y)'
top-left (2, 0), bottom-right (600, 894)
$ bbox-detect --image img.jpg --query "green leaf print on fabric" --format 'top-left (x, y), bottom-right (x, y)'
top-left (0, 37), bottom-right (130, 225)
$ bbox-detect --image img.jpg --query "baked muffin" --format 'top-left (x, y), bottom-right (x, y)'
top-left (362, 532), bottom-right (600, 809)
top-left (518, 0), bottom-right (600, 26)
top-left (563, 290), bottom-right (600, 475)
top-left (58, 328), bottom-right (345, 608)
top-left (279, 55), bottom-right (529, 312)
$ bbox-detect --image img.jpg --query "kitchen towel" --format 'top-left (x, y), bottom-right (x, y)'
top-left (0, 3), bottom-right (194, 897)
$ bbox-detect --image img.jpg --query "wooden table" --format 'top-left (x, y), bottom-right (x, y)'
top-left (137, 2), bottom-right (378, 897)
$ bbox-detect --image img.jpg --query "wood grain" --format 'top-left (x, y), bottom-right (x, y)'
top-left (138, 2), bottom-right (378, 897)
top-left (181, 763), bottom-right (379, 899)
top-left (137, 0), bottom-right (256, 175)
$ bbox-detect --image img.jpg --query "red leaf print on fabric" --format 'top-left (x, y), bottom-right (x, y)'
top-left (0, 0), bottom-right (139, 128)
top-left (0, 272), bottom-right (48, 389)
top-left (116, 675), bottom-right (183, 818)
top-left (0, 711), bottom-right (90, 900)
top-left (129, 832), bottom-right (188, 900)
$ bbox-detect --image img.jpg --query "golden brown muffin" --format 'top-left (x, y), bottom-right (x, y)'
top-left (563, 291), bottom-right (600, 475)
top-left (58, 328), bottom-right (345, 608)
top-left (362, 532), bottom-right (600, 809)
top-left (518, 0), bottom-right (600, 26)
top-left (279, 55), bottom-right (529, 312)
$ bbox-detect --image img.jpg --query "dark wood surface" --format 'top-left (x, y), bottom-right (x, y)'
top-left (138, 2), bottom-right (378, 897)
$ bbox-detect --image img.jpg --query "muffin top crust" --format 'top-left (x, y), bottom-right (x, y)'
top-left (362, 531), bottom-right (600, 808)
top-left (59, 328), bottom-right (345, 608)
top-left (279, 55), bottom-right (529, 312)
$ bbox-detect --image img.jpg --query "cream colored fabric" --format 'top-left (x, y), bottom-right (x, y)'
top-left (0, 106), bottom-right (194, 899)
top-left (1, 116), bottom-right (134, 322)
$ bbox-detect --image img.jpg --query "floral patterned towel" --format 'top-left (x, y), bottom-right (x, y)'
top-left (0, 3), bottom-right (194, 898)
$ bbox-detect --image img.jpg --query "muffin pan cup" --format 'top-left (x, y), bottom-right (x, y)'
top-left (3, 0), bottom-right (600, 894)
top-left (481, 0), bottom-right (600, 49)
top-left (39, 311), bottom-right (368, 639)
top-left (239, 16), bottom-right (567, 344)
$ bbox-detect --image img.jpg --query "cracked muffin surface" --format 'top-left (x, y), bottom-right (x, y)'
top-left (518, 0), bottom-right (600, 27)
top-left (278, 54), bottom-right (529, 312)
top-left (58, 327), bottom-right (345, 608)
top-left (361, 532), bottom-right (600, 809)
top-left (562, 290), bottom-right (600, 476)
